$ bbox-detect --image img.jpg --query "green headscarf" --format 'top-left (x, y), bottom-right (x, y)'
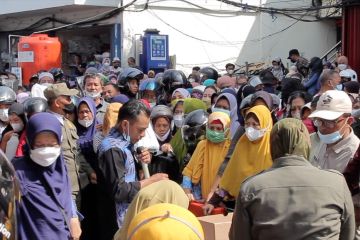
top-left (270, 118), bottom-right (311, 160)
top-left (170, 98), bottom-right (207, 171)
top-left (171, 98), bottom-right (207, 114)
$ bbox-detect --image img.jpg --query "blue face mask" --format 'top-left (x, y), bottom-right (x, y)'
top-left (212, 107), bottom-right (230, 117)
top-left (317, 118), bottom-right (347, 144)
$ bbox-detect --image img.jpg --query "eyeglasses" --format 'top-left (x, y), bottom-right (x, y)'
top-left (313, 117), bottom-right (346, 128)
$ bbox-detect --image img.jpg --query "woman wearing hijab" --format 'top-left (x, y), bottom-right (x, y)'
top-left (204, 105), bottom-right (273, 214)
top-left (0, 103), bottom-right (26, 161)
top-left (170, 98), bottom-right (207, 172)
top-left (127, 203), bottom-right (204, 240)
top-left (75, 97), bottom-right (99, 240)
top-left (13, 112), bottom-right (79, 239)
top-left (150, 105), bottom-right (173, 150)
top-left (114, 180), bottom-right (189, 240)
top-left (229, 118), bottom-right (355, 239)
top-left (182, 112), bottom-right (231, 201)
top-left (212, 92), bottom-right (239, 139)
top-left (171, 88), bottom-right (190, 101)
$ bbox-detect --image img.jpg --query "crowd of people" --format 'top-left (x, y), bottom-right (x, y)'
top-left (0, 48), bottom-right (360, 239)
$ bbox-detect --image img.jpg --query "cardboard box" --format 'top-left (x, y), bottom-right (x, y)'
top-left (198, 213), bottom-right (233, 240)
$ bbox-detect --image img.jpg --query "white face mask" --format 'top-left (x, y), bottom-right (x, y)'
top-left (10, 122), bottom-right (24, 133)
top-left (0, 109), bottom-right (9, 122)
top-left (41, 83), bottom-right (53, 87)
top-left (30, 147), bottom-right (61, 167)
top-left (338, 64), bottom-right (347, 71)
top-left (173, 114), bottom-right (184, 128)
top-left (78, 119), bottom-right (93, 128)
top-left (245, 127), bottom-right (266, 142)
top-left (227, 69), bottom-right (234, 75)
top-left (85, 90), bottom-right (101, 99)
top-left (156, 129), bottom-right (171, 142)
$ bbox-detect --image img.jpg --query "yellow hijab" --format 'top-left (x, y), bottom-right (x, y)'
top-left (182, 112), bottom-right (231, 199)
top-left (127, 203), bottom-right (204, 240)
top-left (220, 105), bottom-right (273, 197)
top-left (115, 180), bottom-right (189, 240)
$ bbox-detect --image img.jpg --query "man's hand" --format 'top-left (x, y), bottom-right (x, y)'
top-left (89, 172), bottom-right (97, 184)
top-left (137, 148), bottom-right (151, 164)
top-left (140, 173), bottom-right (168, 188)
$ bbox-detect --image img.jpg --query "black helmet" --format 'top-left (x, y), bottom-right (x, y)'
top-left (23, 97), bottom-right (48, 119)
top-left (156, 70), bottom-right (188, 104)
top-left (181, 109), bottom-right (208, 153)
top-left (49, 68), bottom-right (65, 83)
top-left (199, 67), bottom-right (218, 82)
top-left (0, 86), bottom-right (16, 104)
top-left (117, 67), bottom-right (144, 87)
top-left (161, 69), bottom-right (188, 92)
top-left (0, 150), bottom-right (19, 239)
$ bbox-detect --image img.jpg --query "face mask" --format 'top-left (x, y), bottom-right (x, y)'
top-left (227, 69), bottom-right (234, 75)
top-left (292, 112), bottom-right (301, 120)
top-left (173, 114), bottom-right (184, 128)
top-left (63, 103), bottom-right (75, 113)
top-left (11, 122), bottom-right (24, 132)
top-left (290, 59), bottom-right (296, 63)
top-left (273, 65), bottom-right (281, 70)
top-left (78, 119), bottom-right (93, 128)
top-left (206, 128), bottom-right (226, 143)
top-left (0, 109), bottom-right (9, 122)
top-left (202, 97), bottom-right (212, 108)
top-left (338, 64), bottom-right (347, 71)
top-left (317, 118), bottom-right (348, 144)
top-left (156, 129), bottom-right (171, 142)
top-left (149, 102), bottom-right (156, 109)
top-left (245, 127), bottom-right (266, 142)
top-left (335, 84), bottom-right (343, 91)
top-left (122, 122), bottom-right (131, 142)
top-left (30, 147), bottom-right (61, 167)
top-left (41, 83), bottom-right (53, 87)
top-left (211, 107), bottom-right (231, 117)
top-left (352, 109), bottom-right (360, 118)
top-left (85, 90), bottom-right (101, 99)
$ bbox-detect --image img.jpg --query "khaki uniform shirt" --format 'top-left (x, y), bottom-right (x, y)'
top-left (230, 155), bottom-right (355, 240)
top-left (310, 131), bottom-right (360, 173)
top-left (62, 118), bottom-right (81, 200)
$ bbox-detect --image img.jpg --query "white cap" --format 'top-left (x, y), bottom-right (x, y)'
top-left (309, 90), bottom-right (352, 120)
top-left (38, 72), bottom-right (54, 80)
top-left (346, 69), bottom-right (358, 82)
top-left (113, 57), bottom-right (120, 62)
top-left (340, 69), bottom-right (352, 79)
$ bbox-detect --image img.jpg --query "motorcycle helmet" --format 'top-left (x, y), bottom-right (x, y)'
top-left (0, 150), bottom-right (19, 240)
top-left (0, 87), bottom-right (16, 105)
top-left (23, 97), bottom-right (48, 119)
top-left (199, 67), bottom-right (218, 82)
top-left (181, 109), bottom-right (208, 154)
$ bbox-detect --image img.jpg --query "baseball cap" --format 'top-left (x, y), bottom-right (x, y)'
top-left (340, 69), bottom-right (352, 79)
top-left (112, 57), bottom-right (120, 62)
top-left (308, 90), bottom-right (352, 120)
top-left (44, 83), bottom-right (79, 100)
top-left (288, 49), bottom-right (300, 59)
